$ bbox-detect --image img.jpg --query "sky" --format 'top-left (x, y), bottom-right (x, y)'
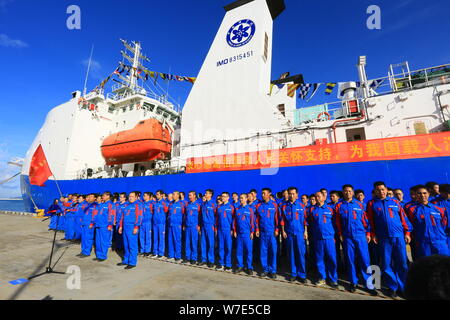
top-left (0, 0), bottom-right (449, 197)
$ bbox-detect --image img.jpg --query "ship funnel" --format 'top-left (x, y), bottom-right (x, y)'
top-left (180, 0), bottom-right (287, 159)
top-left (225, 0), bottom-right (285, 20)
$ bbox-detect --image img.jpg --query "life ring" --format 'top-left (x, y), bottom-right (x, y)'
top-left (317, 112), bottom-right (331, 121)
top-left (77, 97), bottom-right (86, 105)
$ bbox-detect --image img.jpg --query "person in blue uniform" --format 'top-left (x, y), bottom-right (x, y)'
top-left (184, 191), bottom-right (201, 264)
top-left (306, 194), bottom-right (318, 272)
top-left (328, 191), bottom-right (341, 210)
top-left (404, 185), bottom-right (421, 262)
top-left (117, 191), bottom-right (143, 269)
top-left (148, 193), bottom-right (157, 254)
top-left (215, 192), bottom-right (234, 271)
top-left (308, 191), bottom-right (338, 288)
top-left (335, 185), bottom-right (377, 295)
top-left (426, 181), bottom-right (440, 202)
top-left (167, 191), bottom-right (185, 261)
top-left (436, 183), bottom-right (450, 202)
top-left (394, 188), bottom-right (406, 207)
top-left (47, 199), bottom-right (61, 231)
top-left (407, 185), bottom-right (448, 258)
top-left (152, 190), bottom-right (168, 257)
top-left (200, 189), bottom-right (217, 268)
top-left (247, 191), bottom-right (261, 267)
top-left (387, 188), bottom-right (394, 198)
top-left (300, 194), bottom-right (309, 207)
top-left (255, 188), bottom-right (279, 279)
top-left (196, 193), bottom-right (204, 205)
top-left (180, 192), bottom-right (189, 209)
top-left (320, 188), bottom-right (329, 203)
top-left (91, 191), bottom-right (115, 261)
top-left (233, 193), bottom-right (256, 275)
top-left (76, 193), bottom-right (97, 258)
top-left (139, 192), bottom-right (153, 257)
top-left (113, 193), bottom-right (127, 252)
top-left (366, 181), bottom-right (413, 298)
top-left (328, 190), bottom-right (343, 273)
top-left (280, 187), bottom-right (308, 284)
top-left (231, 192), bottom-right (239, 207)
top-left (64, 197), bottom-right (77, 241)
top-left (247, 192), bottom-right (259, 210)
top-left (404, 186), bottom-right (419, 211)
top-left (250, 189), bottom-right (261, 203)
top-left (307, 194), bottom-right (317, 210)
top-left (73, 195), bottom-right (87, 241)
top-left (355, 190), bottom-right (367, 210)
top-left (432, 184), bottom-right (450, 249)
top-left (135, 191), bottom-right (142, 203)
top-left (281, 190), bottom-right (289, 206)
top-left (58, 196), bottom-right (68, 233)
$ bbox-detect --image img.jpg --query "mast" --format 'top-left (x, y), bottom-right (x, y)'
top-left (130, 41), bottom-right (141, 91)
top-left (357, 56), bottom-right (369, 99)
top-left (83, 45), bottom-right (94, 97)
top-left (119, 39), bottom-right (150, 94)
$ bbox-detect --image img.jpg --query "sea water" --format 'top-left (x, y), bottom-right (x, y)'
top-left (0, 200), bottom-right (26, 212)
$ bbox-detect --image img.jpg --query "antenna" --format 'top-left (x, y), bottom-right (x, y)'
top-left (83, 45), bottom-right (94, 96)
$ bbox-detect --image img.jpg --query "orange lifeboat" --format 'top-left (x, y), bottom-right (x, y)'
top-left (101, 118), bottom-right (172, 165)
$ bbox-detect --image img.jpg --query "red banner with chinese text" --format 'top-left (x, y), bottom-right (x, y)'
top-left (186, 132), bottom-right (450, 174)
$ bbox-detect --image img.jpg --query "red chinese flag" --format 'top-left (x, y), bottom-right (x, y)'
top-left (29, 145), bottom-right (53, 186)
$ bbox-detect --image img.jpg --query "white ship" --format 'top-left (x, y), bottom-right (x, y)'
top-left (17, 0), bottom-right (450, 211)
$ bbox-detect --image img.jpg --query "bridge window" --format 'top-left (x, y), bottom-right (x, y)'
top-left (413, 121), bottom-right (428, 135)
top-left (263, 32), bottom-right (269, 62)
top-left (277, 104), bottom-right (285, 116)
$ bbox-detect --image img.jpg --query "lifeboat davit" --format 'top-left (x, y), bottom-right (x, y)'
top-left (101, 118), bottom-right (172, 165)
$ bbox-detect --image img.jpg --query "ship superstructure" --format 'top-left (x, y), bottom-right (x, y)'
top-left (21, 39), bottom-right (182, 183)
top-left (19, 0), bottom-right (450, 211)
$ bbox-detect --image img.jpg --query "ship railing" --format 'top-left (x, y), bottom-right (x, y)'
top-left (291, 99), bottom-right (363, 126)
top-left (107, 91), bottom-right (159, 101)
top-left (73, 162), bottom-right (186, 180)
top-left (106, 90), bottom-right (178, 109)
top-left (84, 89), bottom-right (104, 100)
top-left (375, 62), bottom-right (450, 94)
top-left (289, 63), bottom-right (450, 126)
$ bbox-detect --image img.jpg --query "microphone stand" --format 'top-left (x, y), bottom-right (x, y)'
top-left (28, 212), bottom-right (66, 279)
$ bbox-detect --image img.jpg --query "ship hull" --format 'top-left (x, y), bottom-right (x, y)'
top-left (21, 156), bottom-right (450, 212)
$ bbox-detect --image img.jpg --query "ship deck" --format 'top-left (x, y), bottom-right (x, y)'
top-left (0, 213), bottom-right (386, 300)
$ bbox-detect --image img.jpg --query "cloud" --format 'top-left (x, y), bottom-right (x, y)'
top-left (383, 0), bottom-right (414, 15)
top-left (0, 142), bottom-right (22, 198)
top-left (370, 3), bottom-right (440, 38)
top-left (0, 34), bottom-right (28, 48)
top-left (81, 58), bottom-right (104, 80)
top-left (82, 58), bottom-right (101, 71)
top-left (386, 4), bottom-right (438, 32)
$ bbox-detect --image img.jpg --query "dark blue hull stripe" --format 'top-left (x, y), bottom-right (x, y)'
top-left (21, 156), bottom-right (450, 212)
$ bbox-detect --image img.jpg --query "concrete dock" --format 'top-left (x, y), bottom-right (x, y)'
top-left (0, 213), bottom-right (386, 300)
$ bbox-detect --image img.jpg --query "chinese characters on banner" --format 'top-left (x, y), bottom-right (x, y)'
top-left (186, 132), bottom-right (450, 173)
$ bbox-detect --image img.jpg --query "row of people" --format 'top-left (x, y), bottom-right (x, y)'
top-left (46, 181), bottom-right (450, 297)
